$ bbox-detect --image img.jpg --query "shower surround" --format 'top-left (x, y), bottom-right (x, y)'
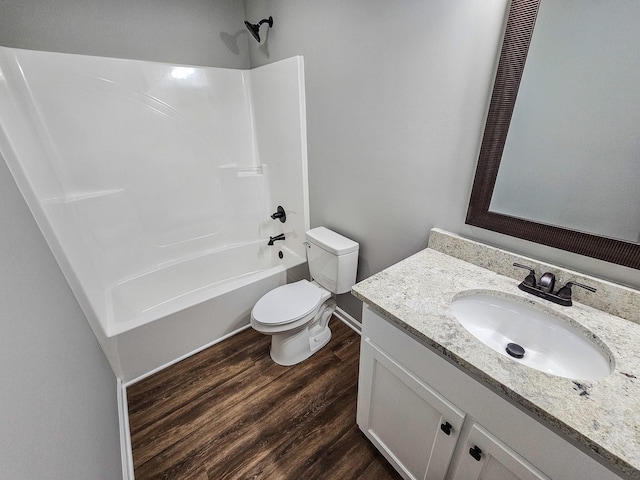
top-left (0, 47), bottom-right (309, 381)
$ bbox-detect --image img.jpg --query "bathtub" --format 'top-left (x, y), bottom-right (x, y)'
top-left (0, 46), bottom-right (310, 383)
top-left (102, 242), bottom-right (307, 383)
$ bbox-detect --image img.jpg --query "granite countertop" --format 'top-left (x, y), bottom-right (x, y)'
top-left (352, 248), bottom-right (640, 479)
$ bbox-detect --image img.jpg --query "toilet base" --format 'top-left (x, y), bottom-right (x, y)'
top-left (270, 324), bottom-right (332, 366)
top-left (264, 297), bottom-right (336, 366)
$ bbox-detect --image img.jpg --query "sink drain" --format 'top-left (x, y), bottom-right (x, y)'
top-left (506, 342), bottom-right (525, 359)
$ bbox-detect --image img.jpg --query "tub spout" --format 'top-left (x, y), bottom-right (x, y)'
top-left (268, 233), bottom-right (285, 246)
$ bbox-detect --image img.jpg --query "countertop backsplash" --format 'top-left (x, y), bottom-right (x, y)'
top-left (428, 229), bottom-right (640, 325)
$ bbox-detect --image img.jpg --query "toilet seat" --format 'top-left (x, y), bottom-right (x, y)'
top-left (252, 280), bottom-right (326, 327)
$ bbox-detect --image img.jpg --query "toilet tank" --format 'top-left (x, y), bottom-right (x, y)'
top-left (305, 227), bottom-right (359, 294)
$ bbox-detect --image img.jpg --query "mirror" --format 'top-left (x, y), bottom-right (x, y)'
top-left (466, 0), bottom-right (640, 270)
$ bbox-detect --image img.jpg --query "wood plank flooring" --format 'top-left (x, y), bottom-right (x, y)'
top-left (127, 317), bottom-right (402, 480)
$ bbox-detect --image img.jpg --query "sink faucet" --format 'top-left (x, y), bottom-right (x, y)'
top-left (538, 272), bottom-right (555, 293)
top-left (268, 233), bottom-right (285, 246)
top-left (513, 263), bottom-right (595, 306)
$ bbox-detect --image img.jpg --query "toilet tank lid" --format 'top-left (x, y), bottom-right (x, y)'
top-left (305, 227), bottom-right (359, 255)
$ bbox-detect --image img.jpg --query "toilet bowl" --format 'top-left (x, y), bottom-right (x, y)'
top-left (251, 227), bottom-right (359, 366)
top-left (251, 280), bottom-right (335, 366)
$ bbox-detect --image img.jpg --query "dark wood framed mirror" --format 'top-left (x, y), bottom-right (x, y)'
top-left (466, 0), bottom-right (640, 270)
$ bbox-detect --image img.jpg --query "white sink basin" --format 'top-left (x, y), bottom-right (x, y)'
top-left (451, 292), bottom-right (613, 380)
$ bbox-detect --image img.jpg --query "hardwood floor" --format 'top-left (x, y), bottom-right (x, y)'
top-left (127, 317), bottom-right (402, 480)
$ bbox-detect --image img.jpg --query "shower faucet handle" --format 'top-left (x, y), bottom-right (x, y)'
top-left (270, 206), bottom-right (286, 223)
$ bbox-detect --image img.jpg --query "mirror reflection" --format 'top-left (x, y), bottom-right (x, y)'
top-left (488, 0), bottom-right (640, 244)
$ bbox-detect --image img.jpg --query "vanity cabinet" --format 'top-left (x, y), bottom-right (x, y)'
top-left (448, 423), bottom-right (548, 480)
top-left (357, 306), bottom-right (624, 480)
top-left (357, 334), bottom-right (465, 479)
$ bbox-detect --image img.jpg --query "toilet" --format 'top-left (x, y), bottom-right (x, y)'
top-left (251, 227), bottom-right (359, 366)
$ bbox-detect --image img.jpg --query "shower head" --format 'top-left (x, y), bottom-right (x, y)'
top-left (244, 16), bottom-right (273, 42)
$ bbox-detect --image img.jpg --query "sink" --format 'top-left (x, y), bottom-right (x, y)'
top-left (450, 292), bottom-right (613, 380)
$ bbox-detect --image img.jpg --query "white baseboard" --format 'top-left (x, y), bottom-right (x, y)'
top-left (117, 378), bottom-right (135, 480)
top-left (334, 306), bottom-right (361, 335)
top-left (124, 324), bottom-right (252, 387)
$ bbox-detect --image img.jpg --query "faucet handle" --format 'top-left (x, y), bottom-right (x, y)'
top-left (557, 281), bottom-right (597, 300)
top-left (513, 263), bottom-right (537, 287)
top-left (270, 206), bottom-right (286, 223)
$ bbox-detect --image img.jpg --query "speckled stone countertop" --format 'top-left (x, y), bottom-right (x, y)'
top-left (352, 244), bottom-right (640, 479)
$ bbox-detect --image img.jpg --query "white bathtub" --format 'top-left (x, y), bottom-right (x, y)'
top-left (102, 242), bottom-right (306, 383)
top-left (108, 240), bottom-right (299, 335)
top-left (0, 47), bottom-right (309, 382)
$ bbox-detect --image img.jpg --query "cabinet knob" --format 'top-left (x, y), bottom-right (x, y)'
top-left (469, 445), bottom-right (482, 461)
top-left (440, 422), bottom-right (452, 435)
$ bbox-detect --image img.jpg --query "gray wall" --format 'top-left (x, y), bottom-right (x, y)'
top-left (0, 156), bottom-right (122, 479)
top-left (0, 6), bottom-right (638, 477)
top-left (0, 1), bottom-right (251, 478)
top-left (0, 0), bottom-right (250, 68)
top-left (245, 0), bottom-right (640, 320)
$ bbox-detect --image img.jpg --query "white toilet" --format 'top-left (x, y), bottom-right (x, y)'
top-left (251, 227), bottom-right (359, 366)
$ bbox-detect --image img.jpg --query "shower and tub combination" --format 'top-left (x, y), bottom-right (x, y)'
top-left (0, 46), bottom-right (309, 382)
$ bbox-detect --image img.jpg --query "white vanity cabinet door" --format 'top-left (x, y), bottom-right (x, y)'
top-left (448, 423), bottom-right (550, 480)
top-left (357, 337), bottom-right (465, 480)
